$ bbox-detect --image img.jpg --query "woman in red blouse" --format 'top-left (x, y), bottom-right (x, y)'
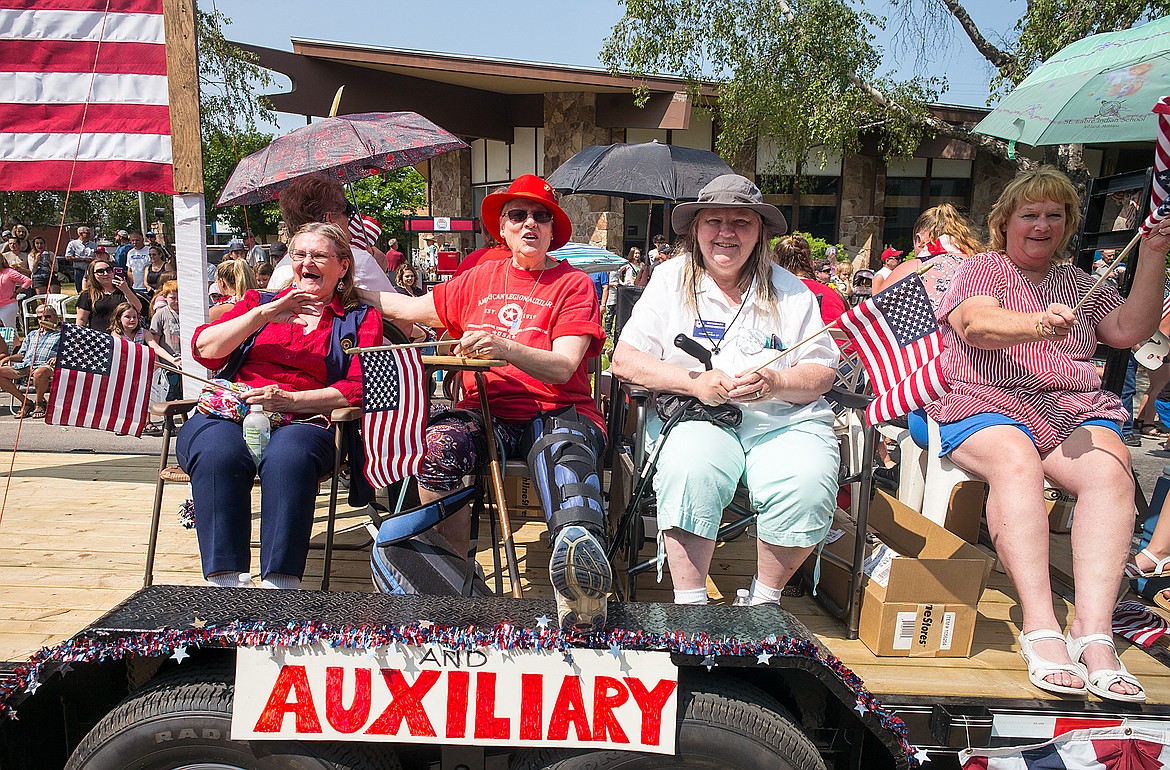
top-left (929, 168), bottom-right (1170, 703)
top-left (177, 223), bottom-right (384, 590)
top-left (361, 174), bottom-right (610, 632)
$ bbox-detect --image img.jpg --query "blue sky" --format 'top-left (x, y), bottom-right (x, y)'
top-left (203, 0), bottom-right (1025, 125)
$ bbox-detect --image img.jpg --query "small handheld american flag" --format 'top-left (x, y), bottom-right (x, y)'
top-left (46, 324), bottom-right (155, 437)
top-left (837, 273), bottom-right (949, 426)
top-left (360, 346), bottom-right (427, 488)
top-left (1143, 96), bottom-right (1170, 235)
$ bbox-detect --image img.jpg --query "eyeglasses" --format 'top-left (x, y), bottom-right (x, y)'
top-left (504, 209), bottom-right (554, 224)
top-left (290, 249), bottom-right (337, 265)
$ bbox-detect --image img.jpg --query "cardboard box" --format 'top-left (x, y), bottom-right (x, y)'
top-left (802, 508), bottom-right (869, 612)
top-left (857, 491), bottom-right (994, 657)
top-left (944, 480), bottom-right (987, 544)
top-left (1044, 486), bottom-right (1075, 532)
top-left (502, 475), bottom-right (542, 514)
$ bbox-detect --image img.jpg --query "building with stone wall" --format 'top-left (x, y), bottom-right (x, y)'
top-left (244, 40), bottom-right (1142, 268)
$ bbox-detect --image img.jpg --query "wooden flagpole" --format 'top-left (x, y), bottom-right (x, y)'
top-left (747, 262), bottom-right (937, 374)
top-left (1069, 231), bottom-right (1142, 315)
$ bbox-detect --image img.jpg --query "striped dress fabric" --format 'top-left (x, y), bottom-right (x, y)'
top-left (925, 251), bottom-right (1126, 451)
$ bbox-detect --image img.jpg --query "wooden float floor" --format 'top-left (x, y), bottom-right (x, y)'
top-left (1, 450), bottom-right (1168, 706)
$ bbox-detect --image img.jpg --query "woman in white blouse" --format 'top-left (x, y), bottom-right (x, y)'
top-left (611, 174), bottom-right (840, 607)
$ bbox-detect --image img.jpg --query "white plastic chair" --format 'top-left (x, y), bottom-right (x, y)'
top-left (920, 416), bottom-right (982, 526)
top-left (879, 421), bottom-right (927, 510)
top-left (59, 294), bottom-right (79, 325)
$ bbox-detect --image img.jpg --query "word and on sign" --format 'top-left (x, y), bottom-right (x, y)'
top-left (232, 644), bottom-right (679, 754)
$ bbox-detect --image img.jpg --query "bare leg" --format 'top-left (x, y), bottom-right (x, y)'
top-left (1042, 426), bottom-right (1140, 697)
top-left (0, 367), bottom-right (30, 406)
top-left (419, 485), bottom-right (471, 557)
top-left (31, 366), bottom-right (51, 403)
top-left (663, 529), bottom-right (716, 591)
top-left (756, 542), bottom-right (816, 591)
top-left (949, 425), bottom-right (1083, 691)
top-left (1135, 364), bottom-right (1170, 426)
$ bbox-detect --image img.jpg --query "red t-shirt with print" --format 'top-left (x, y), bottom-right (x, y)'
top-left (432, 259), bottom-right (605, 430)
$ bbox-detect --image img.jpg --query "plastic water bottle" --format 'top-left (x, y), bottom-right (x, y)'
top-left (734, 588), bottom-right (751, 606)
top-left (243, 404), bottom-right (270, 464)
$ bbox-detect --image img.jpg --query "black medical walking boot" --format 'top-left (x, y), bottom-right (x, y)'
top-left (549, 524), bottom-right (611, 632)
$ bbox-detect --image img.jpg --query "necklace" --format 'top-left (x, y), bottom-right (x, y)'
top-left (502, 259), bottom-right (551, 332)
top-left (693, 276), bottom-right (752, 355)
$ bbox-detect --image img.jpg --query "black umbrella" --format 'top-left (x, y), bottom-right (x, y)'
top-left (546, 140), bottom-right (733, 202)
top-left (546, 140), bottom-right (734, 257)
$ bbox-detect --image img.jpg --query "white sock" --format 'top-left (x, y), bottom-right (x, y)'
top-left (674, 586), bottom-right (709, 605)
top-left (206, 571), bottom-right (245, 588)
top-left (749, 577), bottom-right (783, 606)
top-left (261, 573), bottom-right (302, 590)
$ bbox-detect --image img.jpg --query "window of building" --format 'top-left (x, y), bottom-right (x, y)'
top-left (882, 157), bottom-right (973, 254)
top-left (755, 146), bottom-right (842, 242)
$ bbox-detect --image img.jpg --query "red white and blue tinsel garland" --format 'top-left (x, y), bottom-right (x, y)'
top-left (0, 620), bottom-right (922, 767)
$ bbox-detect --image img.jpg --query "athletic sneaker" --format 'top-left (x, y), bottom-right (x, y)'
top-left (549, 525), bottom-right (611, 632)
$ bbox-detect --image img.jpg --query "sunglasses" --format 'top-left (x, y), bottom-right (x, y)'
top-left (93, 267), bottom-right (111, 274)
top-left (504, 208), bottom-right (554, 224)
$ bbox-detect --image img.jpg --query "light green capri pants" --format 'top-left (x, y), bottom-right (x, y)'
top-left (646, 415), bottom-right (840, 576)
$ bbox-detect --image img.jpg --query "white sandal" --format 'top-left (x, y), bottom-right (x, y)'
top-left (1018, 629), bottom-right (1087, 696)
top-left (1066, 633), bottom-right (1146, 704)
top-left (1124, 548), bottom-right (1170, 579)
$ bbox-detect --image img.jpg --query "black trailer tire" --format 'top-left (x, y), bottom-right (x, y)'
top-left (64, 663), bottom-right (401, 770)
top-left (510, 677), bottom-right (825, 770)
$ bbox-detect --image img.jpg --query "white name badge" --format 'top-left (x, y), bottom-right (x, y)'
top-left (232, 644), bottom-right (679, 754)
top-left (693, 319), bottom-right (726, 340)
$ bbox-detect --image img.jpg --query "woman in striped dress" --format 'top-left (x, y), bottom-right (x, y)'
top-left (927, 167), bottom-right (1170, 703)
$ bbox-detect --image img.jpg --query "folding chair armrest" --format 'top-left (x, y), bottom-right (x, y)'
top-left (826, 385), bottom-right (871, 412)
top-left (150, 399), bottom-right (197, 418)
top-left (331, 406), bottom-right (362, 422)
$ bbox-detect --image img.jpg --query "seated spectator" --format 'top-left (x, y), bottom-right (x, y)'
top-left (870, 247), bottom-right (903, 294)
top-left (76, 254), bottom-right (143, 331)
top-left (928, 167), bottom-right (1167, 702)
top-left (0, 256), bottom-right (32, 329)
top-left (176, 222), bottom-right (383, 590)
top-left (610, 174), bottom-right (840, 607)
top-left (772, 234), bottom-right (847, 325)
top-left (394, 263), bottom-right (427, 297)
top-left (830, 260), bottom-right (853, 301)
top-left (360, 174), bottom-right (611, 631)
top-left (255, 262), bottom-right (274, 289)
top-left (1, 304), bottom-right (60, 419)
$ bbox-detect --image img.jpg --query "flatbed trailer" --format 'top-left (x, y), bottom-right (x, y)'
top-left (1, 449), bottom-right (1169, 768)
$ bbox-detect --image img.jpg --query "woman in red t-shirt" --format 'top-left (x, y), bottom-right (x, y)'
top-left (362, 174), bottom-right (610, 632)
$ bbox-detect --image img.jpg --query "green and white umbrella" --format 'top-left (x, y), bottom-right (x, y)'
top-left (974, 17), bottom-right (1170, 148)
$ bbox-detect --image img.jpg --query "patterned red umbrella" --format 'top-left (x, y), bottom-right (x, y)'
top-left (215, 112), bottom-right (467, 207)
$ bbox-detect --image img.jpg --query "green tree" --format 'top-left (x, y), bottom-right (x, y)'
top-left (602, 0), bottom-right (1170, 171)
top-left (202, 129), bottom-right (279, 239)
top-left (349, 170), bottom-right (427, 247)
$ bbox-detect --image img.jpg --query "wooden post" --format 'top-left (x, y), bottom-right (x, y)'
top-left (162, 0), bottom-right (210, 394)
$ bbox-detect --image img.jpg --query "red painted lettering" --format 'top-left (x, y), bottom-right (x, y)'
top-left (519, 673), bottom-right (544, 741)
top-left (365, 669), bottom-right (439, 737)
top-left (624, 678), bottom-right (677, 746)
top-left (446, 670), bottom-right (469, 739)
top-left (473, 671), bottom-right (511, 739)
top-left (253, 665), bottom-right (322, 734)
top-left (324, 667), bottom-right (371, 734)
top-left (547, 675), bottom-right (591, 741)
top-left (591, 676), bottom-right (630, 743)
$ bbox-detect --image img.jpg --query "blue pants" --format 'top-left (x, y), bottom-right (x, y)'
top-left (176, 412), bottom-right (335, 580)
top-left (1122, 352), bottom-right (1138, 435)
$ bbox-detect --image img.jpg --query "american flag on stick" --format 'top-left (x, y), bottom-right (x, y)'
top-left (46, 323), bottom-right (155, 437)
top-left (1143, 97), bottom-right (1170, 235)
top-left (0, 0), bottom-right (174, 193)
top-left (349, 214), bottom-right (382, 252)
top-left (837, 273), bottom-right (949, 425)
top-left (360, 347), bottom-right (427, 488)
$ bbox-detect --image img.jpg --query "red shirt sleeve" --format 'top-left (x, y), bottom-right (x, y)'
top-left (190, 289), bottom-right (265, 372)
top-left (431, 273), bottom-right (468, 337)
top-left (549, 270), bottom-right (605, 357)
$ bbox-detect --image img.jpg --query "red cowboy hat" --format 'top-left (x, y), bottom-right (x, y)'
top-left (480, 174), bottom-right (572, 251)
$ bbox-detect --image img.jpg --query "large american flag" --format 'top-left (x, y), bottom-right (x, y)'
top-left (961, 726), bottom-right (1170, 769)
top-left (46, 322), bottom-right (155, 437)
top-left (0, 0), bottom-right (174, 193)
top-left (1142, 96), bottom-right (1170, 235)
top-left (837, 273), bottom-right (949, 425)
top-left (360, 347), bottom-right (427, 488)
